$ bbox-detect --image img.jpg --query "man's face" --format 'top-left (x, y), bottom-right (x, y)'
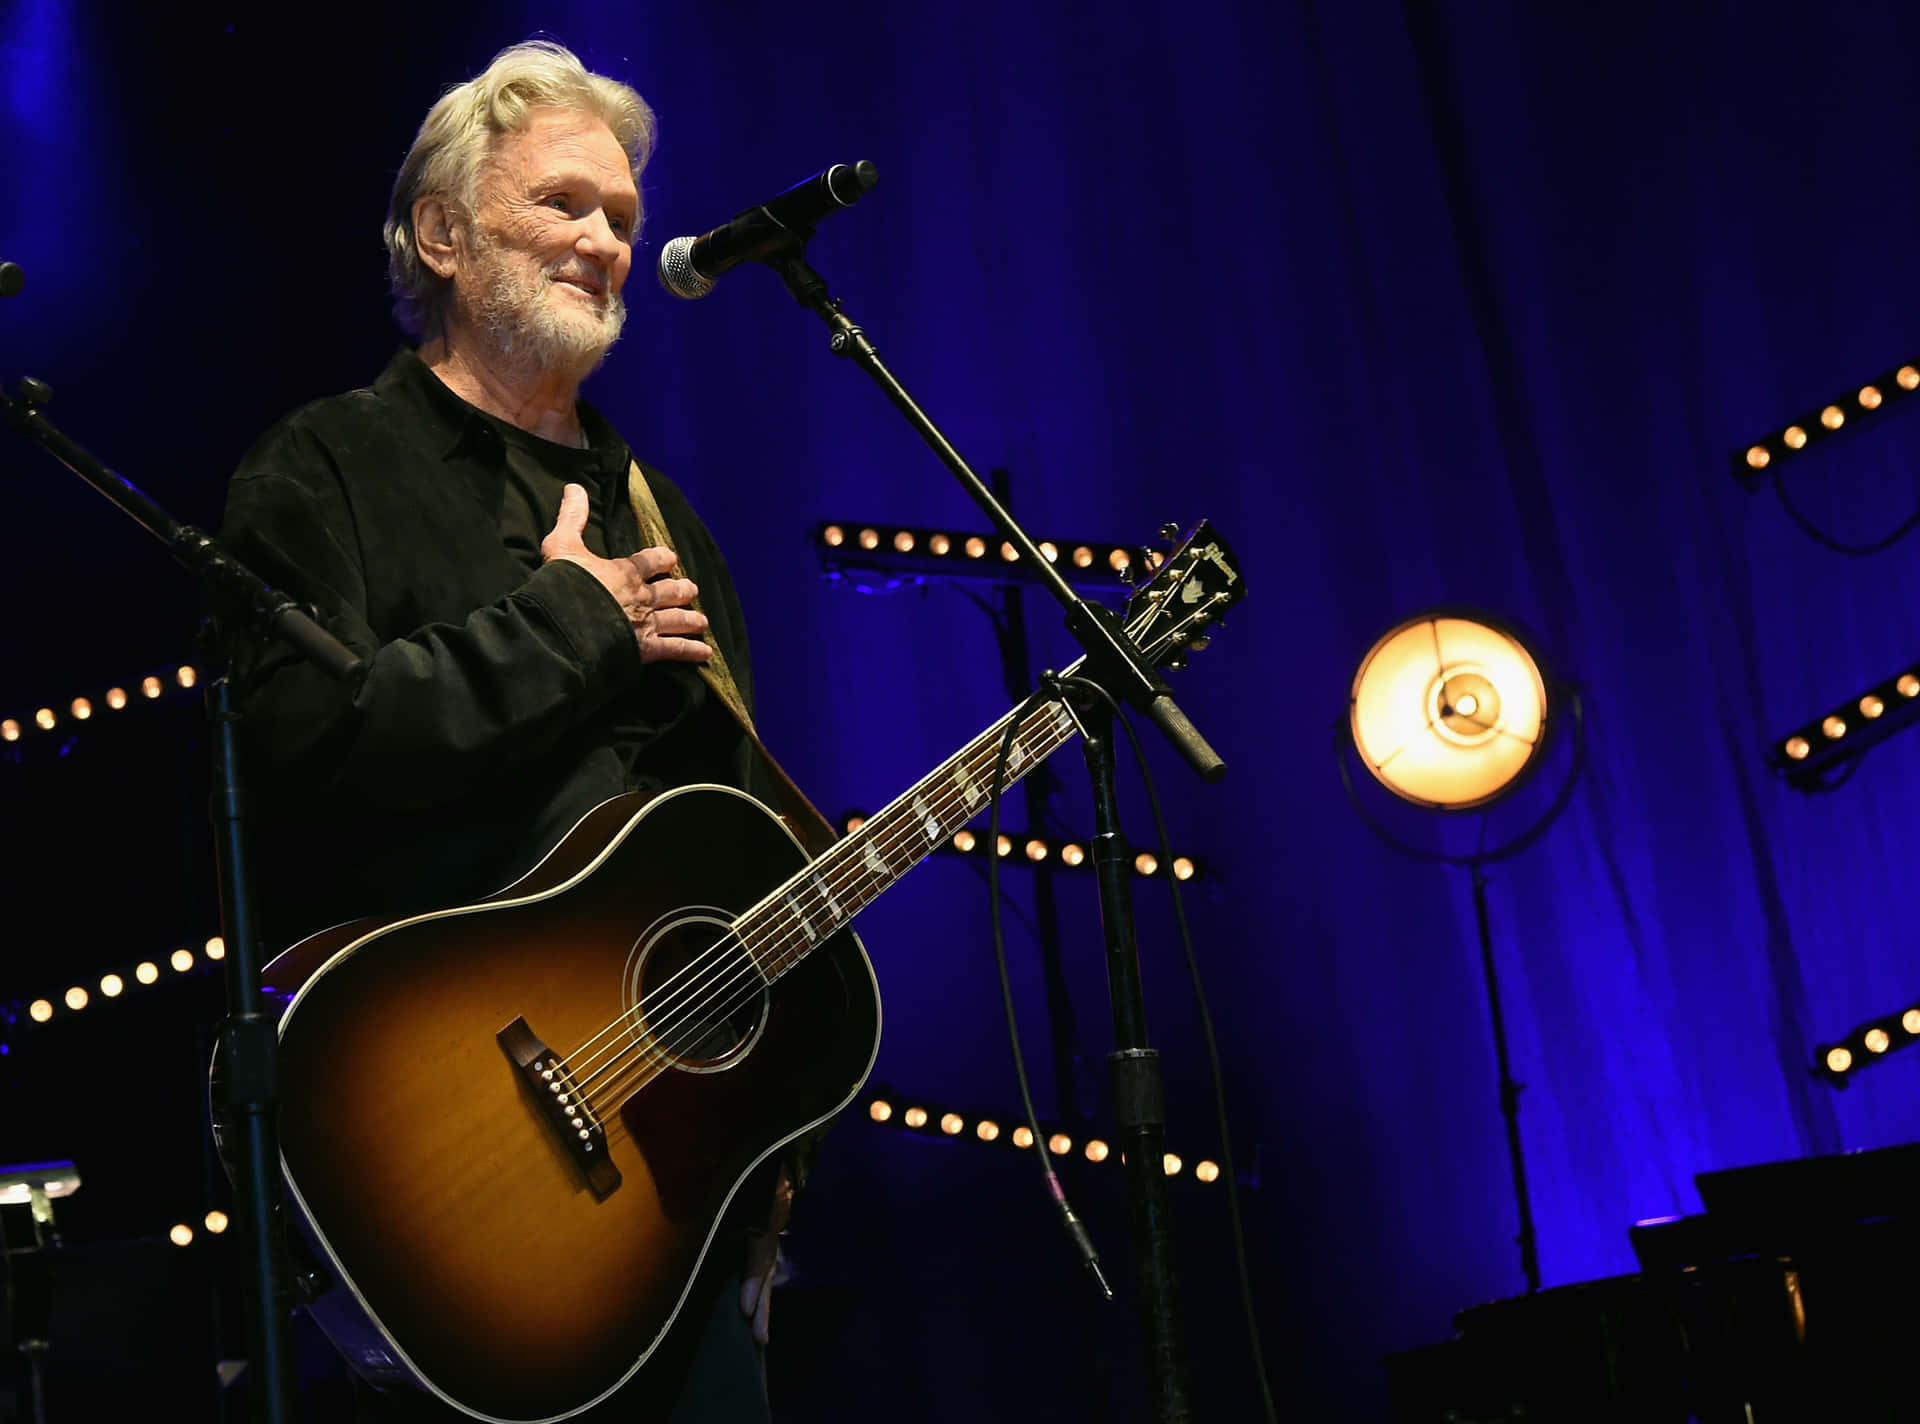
top-left (455, 107), bottom-right (640, 379)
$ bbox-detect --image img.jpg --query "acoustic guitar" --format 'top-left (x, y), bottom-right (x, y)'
top-left (215, 521), bottom-right (1242, 1421)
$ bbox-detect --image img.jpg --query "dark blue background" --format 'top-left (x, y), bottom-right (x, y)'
top-left (4, 1), bottom-right (1920, 1418)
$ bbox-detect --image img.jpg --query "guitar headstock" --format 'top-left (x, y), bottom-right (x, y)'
top-left (1121, 520), bottom-right (1245, 669)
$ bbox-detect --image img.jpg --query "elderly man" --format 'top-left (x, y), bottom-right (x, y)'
top-left (218, 39), bottom-right (816, 1424)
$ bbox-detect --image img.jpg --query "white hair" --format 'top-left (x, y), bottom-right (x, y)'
top-left (382, 39), bottom-right (657, 340)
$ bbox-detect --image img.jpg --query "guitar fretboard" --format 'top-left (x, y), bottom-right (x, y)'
top-left (740, 689), bottom-right (1083, 982)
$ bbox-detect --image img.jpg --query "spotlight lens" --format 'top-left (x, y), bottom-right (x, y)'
top-left (893, 530), bottom-right (915, 552)
top-left (1901, 366), bottom-right (1920, 391)
top-left (70, 698), bottom-right (91, 720)
top-left (952, 830), bottom-right (976, 853)
top-left (1049, 1134), bottom-right (1072, 1155)
top-left (965, 537), bottom-right (986, 559)
top-left (171, 949), bottom-right (194, 973)
top-left (1025, 839), bottom-right (1048, 861)
top-left (1072, 546), bottom-right (1094, 568)
top-left (105, 687), bottom-right (127, 709)
top-left (940, 1113), bottom-right (963, 1135)
top-left (869, 1100), bottom-right (892, 1122)
top-left (858, 528), bottom-right (879, 550)
top-left (1865, 1028), bottom-right (1891, 1054)
top-left (64, 987), bottom-right (87, 1011)
top-left (1039, 541), bottom-right (1059, 563)
top-left (1861, 696), bottom-right (1885, 719)
top-left (1860, 385), bottom-right (1884, 409)
top-left (1061, 843), bottom-right (1085, 866)
top-left (176, 665), bottom-right (197, 688)
top-left (1172, 857), bottom-right (1196, 880)
top-left (141, 676), bottom-right (162, 699)
top-left (1820, 405), bottom-right (1845, 430)
top-left (904, 1107), bottom-right (928, 1128)
top-left (1108, 548), bottom-right (1131, 572)
top-left (28, 999), bottom-right (53, 1023)
top-left (205, 937), bottom-right (225, 959)
top-left (1085, 1139), bottom-right (1110, 1162)
top-left (100, 974), bottom-right (123, 997)
top-left (1901, 674), bottom-right (1920, 699)
top-left (0, 720), bottom-right (17, 742)
top-left (1000, 541), bottom-right (1018, 562)
top-left (1783, 425), bottom-right (1808, 449)
top-left (169, 1224), bottom-right (193, 1247)
top-left (823, 524), bottom-right (844, 547)
top-left (1745, 445), bottom-right (1771, 470)
top-left (929, 534), bottom-right (951, 555)
top-left (1822, 716), bottom-right (1847, 740)
top-left (1195, 1160), bottom-right (1221, 1183)
top-left (995, 835), bottom-right (1011, 857)
top-left (844, 814), bottom-right (866, 834)
top-left (1904, 1009), bottom-right (1920, 1035)
top-left (34, 708), bottom-right (54, 730)
top-left (1163, 1153), bottom-right (1183, 1176)
top-left (1012, 1126), bottom-right (1034, 1148)
top-left (1134, 852), bottom-right (1159, 876)
top-left (204, 1210), bottom-right (229, 1234)
top-left (135, 962), bottom-right (159, 985)
top-left (1827, 1046), bottom-right (1854, 1073)
top-left (975, 1120), bottom-right (1000, 1141)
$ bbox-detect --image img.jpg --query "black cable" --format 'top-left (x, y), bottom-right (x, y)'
top-left (986, 686), bottom-right (1112, 1298)
top-left (1061, 674), bottom-right (1280, 1424)
top-left (1770, 468), bottom-right (1920, 556)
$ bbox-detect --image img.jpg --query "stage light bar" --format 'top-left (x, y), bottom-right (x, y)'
top-left (837, 811), bottom-right (1203, 880)
top-left (1814, 1002), bottom-right (1920, 1087)
top-left (11, 935), bottom-right (226, 1029)
top-left (1769, 663), bottom-right (1920, 790)
top-left (1732, 361), bottom-right (1920, 491)
top-left (1, 663), bottom-right (200, 745)
top-left (862, 1086), bottom-right (1225, 1184)
top-left (812, 521), bottom-right (1162, 594)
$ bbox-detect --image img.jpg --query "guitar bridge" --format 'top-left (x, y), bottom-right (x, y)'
top-left (497, 1016), bottom-right (621, 1201)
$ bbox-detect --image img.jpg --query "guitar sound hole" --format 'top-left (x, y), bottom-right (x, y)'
top-left (631, 912), bottom-right (767, 1070)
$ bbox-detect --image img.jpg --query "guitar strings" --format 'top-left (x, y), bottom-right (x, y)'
top-left (556, 693), bottom-right (1067, 1099)
top-left (560, 696), bottom-right (1075, 1129)
top-left (562, 695), bottom-right (1069, 1118)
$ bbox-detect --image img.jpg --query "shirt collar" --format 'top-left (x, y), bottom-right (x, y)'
top-left (374, 345), bottom-right (630, 492)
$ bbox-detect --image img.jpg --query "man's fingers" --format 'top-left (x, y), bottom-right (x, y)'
top-left (629, 545), bottom-right (682, 581)
top-left (639, 635), bottom-right (714, 665)
top-left (554, 484), bottom-right (590, 539)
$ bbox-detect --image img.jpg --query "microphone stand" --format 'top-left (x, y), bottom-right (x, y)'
top-left (763, 240), bottom-right (1221, 1424)
top-left (1, 295), bottom-right (363, 1424)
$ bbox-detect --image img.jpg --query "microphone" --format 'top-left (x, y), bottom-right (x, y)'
top-left (657, 161), bottom-right (878, 300)
top-left (0, 262), bottom-right (22, 298)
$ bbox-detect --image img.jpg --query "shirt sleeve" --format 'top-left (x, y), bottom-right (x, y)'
top-left (216, 417), bottom-right (645, 815)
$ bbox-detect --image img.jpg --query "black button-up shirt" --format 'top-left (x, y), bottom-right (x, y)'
top-left (217, 347), bottom-right (764, 950)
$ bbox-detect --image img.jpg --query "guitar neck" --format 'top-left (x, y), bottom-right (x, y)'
top-left (741, 675), bottom-right (1086, 982)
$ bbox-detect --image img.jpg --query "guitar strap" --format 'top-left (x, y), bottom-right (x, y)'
top-left (627, 460), bottom-right (839, 859)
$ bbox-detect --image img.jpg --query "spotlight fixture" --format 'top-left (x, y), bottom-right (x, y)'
top-left (1770, 663), bottom-right (1920, 791)
top-left (811, 521), bottom-right (1160, 595)
top-left (1338, 607), bottom-right (1584, 1298)
top-left (1346, 611), bottom-right (1554, 813)
top-left (1731, 360), bottom-right (1920, 490)
top-left (1813, 1000), bottom-right (1920, 1087)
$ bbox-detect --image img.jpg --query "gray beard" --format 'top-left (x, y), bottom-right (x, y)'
top-left (470, 234), bottom-right (626, 384)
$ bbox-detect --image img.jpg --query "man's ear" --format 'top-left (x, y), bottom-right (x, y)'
top-left (414, 195), bottom-right (459, 279)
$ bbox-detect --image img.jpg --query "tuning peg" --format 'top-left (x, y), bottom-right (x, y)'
top-left (1159, 523), bottom-right (1181, 544)
top-left (1188, 636), bottom-right (1211, 652)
